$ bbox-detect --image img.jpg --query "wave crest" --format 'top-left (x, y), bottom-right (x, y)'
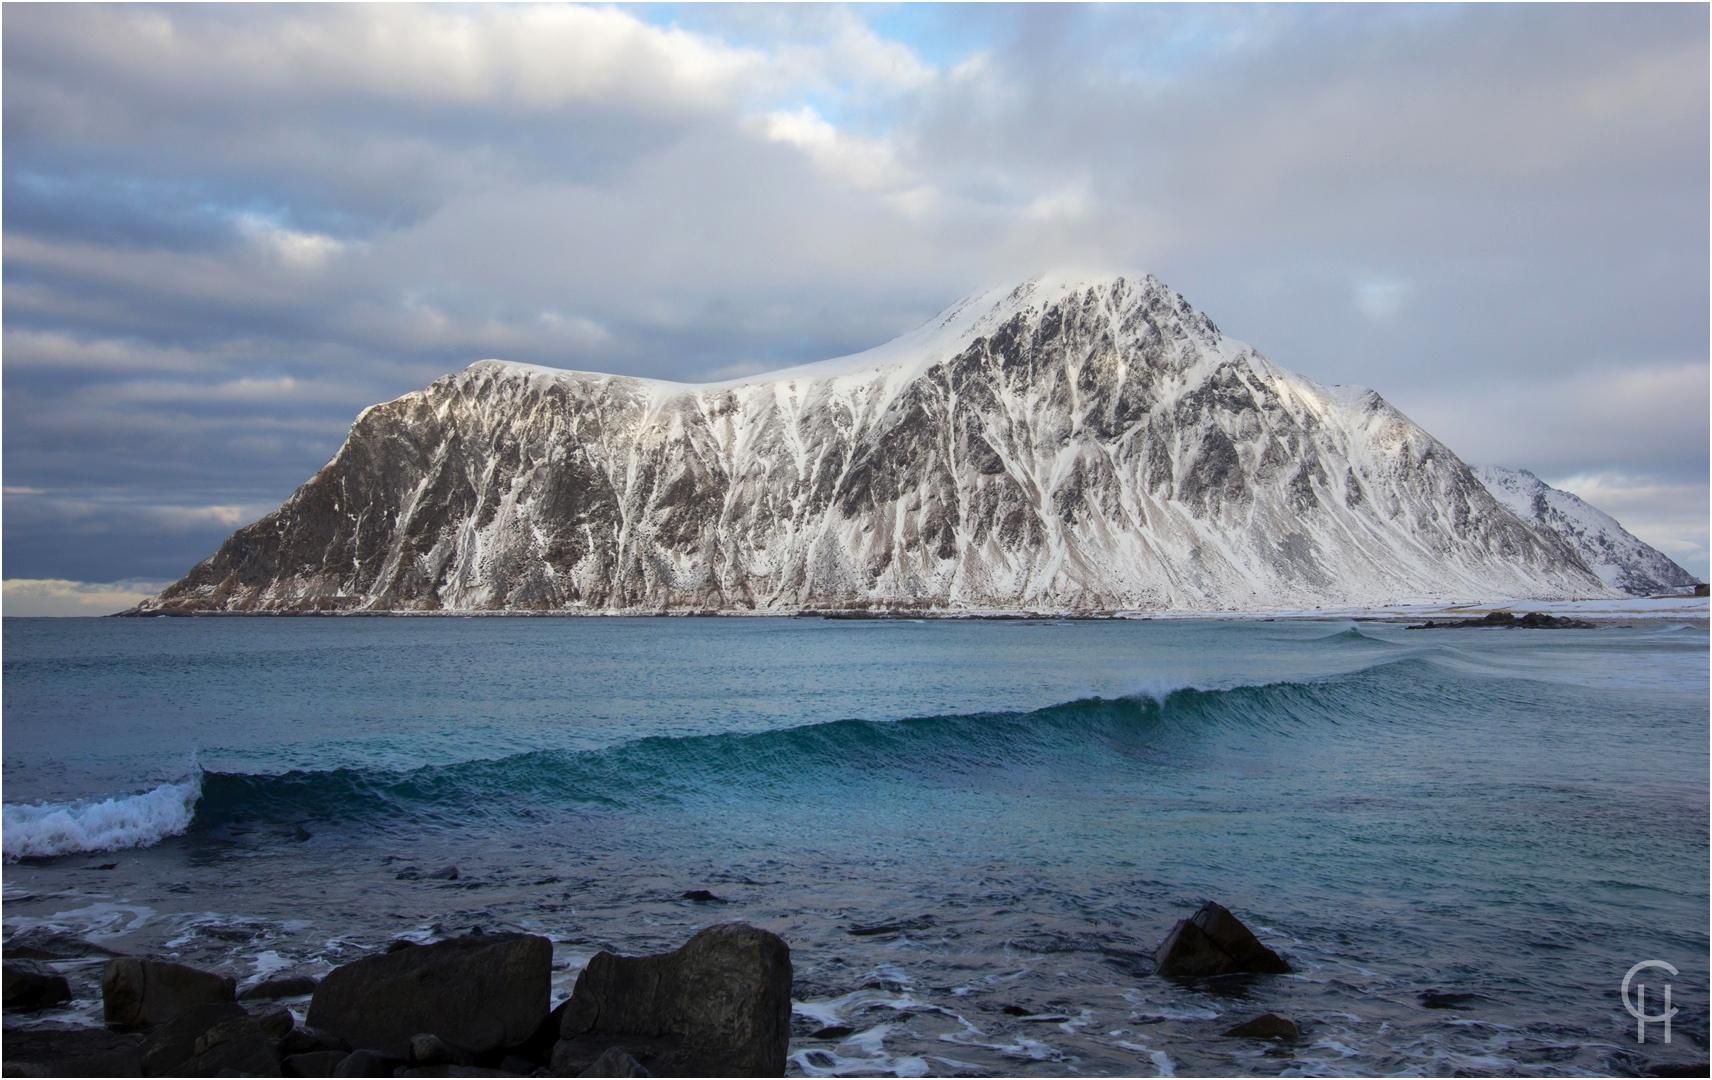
top-left (3, 773), bottom-right (202, 860)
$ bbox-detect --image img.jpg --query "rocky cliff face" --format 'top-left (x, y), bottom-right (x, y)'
top-left (1471, 465), bottom-right (1698, 596)
top-left (132, 274), bottom-right (1614, 614)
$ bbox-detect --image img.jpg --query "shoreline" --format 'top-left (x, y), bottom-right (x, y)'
top-left (108, 594), bottom-right (1712, 624)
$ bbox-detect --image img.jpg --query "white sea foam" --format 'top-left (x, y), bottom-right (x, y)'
top-left (2, 773), bottom-right (201, 859)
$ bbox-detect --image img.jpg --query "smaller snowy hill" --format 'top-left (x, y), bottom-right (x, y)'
top-left (1471, 466), bottom-right (1698, 596)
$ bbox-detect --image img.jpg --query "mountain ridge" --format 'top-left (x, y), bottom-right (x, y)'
top-left (128, 273), bottom-right (1615, 615)
top-left (1470, 465), bottom-right (1697, 596)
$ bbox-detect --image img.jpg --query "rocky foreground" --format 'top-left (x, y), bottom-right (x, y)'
top-left (3, 904), bottom-right (1303, 1078)
top-left (128, 273), bottom-right (1614, 616)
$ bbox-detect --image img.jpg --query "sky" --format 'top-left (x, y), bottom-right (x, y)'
top-left (4, 2), bottom-right (1707, 614)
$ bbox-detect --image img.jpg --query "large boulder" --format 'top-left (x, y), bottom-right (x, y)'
top-left (102, 957), bottom-right (236, 1027)
top-left (4, 959), bottom-right (72, 1010)
top-left (1154, 901), bottom-right (1290, 977)
top-left (551, 923), bottom-right (791, 1077)
top-left (307, 932), bottom-right (552, 1059)
top-left (139, 1001), bottom-right (282, 1077)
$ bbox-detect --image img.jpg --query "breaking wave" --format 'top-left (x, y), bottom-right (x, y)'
top-left (5, 657), bottom-right (1491, 854)
top-left (3, 772), bottom-right (202, 859)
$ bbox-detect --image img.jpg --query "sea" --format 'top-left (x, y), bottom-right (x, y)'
top-left (2, 615), bottom-right (1707, 1077)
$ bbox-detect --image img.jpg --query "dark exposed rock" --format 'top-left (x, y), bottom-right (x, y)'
top-left (576, 1047), bottom-right (652, 1077)
top-left (139, 1001), bottom-right (281, 1077)
top-left (845, 915), bottom-right (934, 937)
top-left (408, 1033), bottom-right (465, 1067)
top-left (250, 1002), bottom-right (298, 1039)
top-left (330, 1049), bottom-right (404, 1077)
top-left (554, 923), bottom-right (791, 1077)
top-left (428, 866), bottom-right (460, 881)
top-left (4, 959), bottom-right (72, 1009)
top-left (280, 1026), bottom-right (351, 1057)
top-left (1154, 901), bottom-right (1290, 977)
top-left (0, 1025), bottom-right (145, 1077)
top-left (809, 1026), bottom-right (853, 1040)
top-left (507, 998), bottom-right (570, 1066)
top-left (1419, 990), bottom-right (1484, 1009)
top-left (307, 932), bottom-right (551, 1059)
top-left (1406, 610), bottom-right (1596, 630)
top-left (3, 928), bottom-right (124, 961)
top-left (240, 975), bottom-right (320, 1000)
top-left (284, 1051), bottom-right (349, 1077)
top-left (681, 890), bottom-right (726, 903)
top-left (1221, 1013), bottom-right (1299, 1040)
top-left (102, 957), bottom-right (236, 1028)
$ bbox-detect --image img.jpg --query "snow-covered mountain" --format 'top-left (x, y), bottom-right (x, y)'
top-left (131, 273), bottom-right (1615, 615)
top-left (1471, 465), bottom-right (1698, 596)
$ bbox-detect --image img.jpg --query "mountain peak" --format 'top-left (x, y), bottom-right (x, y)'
top-left (132, 275), bottom-right (1613, 615)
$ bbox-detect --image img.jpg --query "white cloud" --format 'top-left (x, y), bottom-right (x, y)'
top-left (752, 107), bottom-right (912, 191)
top-left (238, 216), bottom-right (350, 271)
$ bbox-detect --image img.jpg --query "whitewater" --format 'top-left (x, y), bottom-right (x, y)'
top-left (3, 615), bottom-right (1706, 1077)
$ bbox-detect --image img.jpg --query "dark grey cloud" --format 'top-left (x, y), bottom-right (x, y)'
top-left (5, 2), bottom-right (1706, 601)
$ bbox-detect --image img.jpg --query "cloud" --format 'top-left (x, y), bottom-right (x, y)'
top-left (2, 3), bottom-right (1705, 585)
top-left (1, 578), bottom-right (171, 618)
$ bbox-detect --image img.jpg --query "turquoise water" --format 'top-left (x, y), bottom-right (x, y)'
top-left (3, 617), bottom-right (1707, 1076)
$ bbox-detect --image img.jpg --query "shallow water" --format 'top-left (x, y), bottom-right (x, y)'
top-left (3, 616), bottom-right (1707, 1076)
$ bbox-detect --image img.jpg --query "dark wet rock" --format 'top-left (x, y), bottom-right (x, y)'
top-left (386, 939), bottom-right (420, 953)
top-left (284, 1051), bottom-right (349, 1078)
top-left (1419, 990), bottom-right (1484, 1009)
top-left (140, 1001), bottom-right (281, 1076)
top-left (329, 1049), bottom-right (404, 1077)
top-left (680, 890), bottom-right (725, 903)
top-left (508, 998), bottom-right (570, 1066)
top-left (1154, 901), bottom-right (1290, 977)
top-left (1221, 1013), bottom-right (1299, 1040)
top-left (575, 1047), bottom-right (652, 1077)
top-left (250, 1002), bottom-right (298, 1039)
top-left (241, 975), bottom-right (321, 1000)
top-left (0, 1024), bottom-right (145, 1077)
top-left (1649, 1062), bottom-right (1712, 1078)
top-left (553, 923), bottom-right (791, 1077)
top-left (408, 1033), bottom-right (470, 1067)
top-left (395, 1069), bottom-right (515, 1079)
top-left (395, 867), bottom-right (423, 881)
top-left (999, 1005), bottom-right (1031, 1017)
top-left (103, 957), bottom-right (236, 1027)
top-left (307, 932), bottom-right (551, 1059)
top-left (3, 928), bottom-right (124, 961)
top-left (845, 915), bottom-right (934, 937)
top-left (280, 1027), bottom-right (351, 1057)
top-left (1406, 610), bottom-right (1595, 630)
top-left (428, 866), bottom-right (460, 881)
top-left (809, 1026), bottom-right (853, 1040)
top-left (4, 959), bottom-right (72, 1010)
top-left (500, 1056), bottom-right (541, 1075)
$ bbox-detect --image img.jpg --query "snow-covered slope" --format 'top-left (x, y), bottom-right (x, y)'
top-left (133, 273), bottom-right (1614, 614)
top-left (1471, 465), bottom-right (1698, 596)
